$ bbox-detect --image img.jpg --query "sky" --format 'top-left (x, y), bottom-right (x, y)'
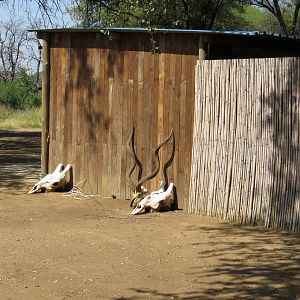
top-left (0, 0), bottom-right (74, 28)
top-left (0, 1), bottom-right (75, 74)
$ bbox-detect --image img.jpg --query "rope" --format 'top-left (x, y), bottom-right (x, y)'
top-left (62, 179), bottom-right (115, 200)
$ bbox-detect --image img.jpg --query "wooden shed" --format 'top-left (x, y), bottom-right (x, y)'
top-left (32, 27), bottom-right (300, 209)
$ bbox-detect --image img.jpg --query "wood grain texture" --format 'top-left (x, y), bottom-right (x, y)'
top-left (47, 32), bottom-right (198, 208)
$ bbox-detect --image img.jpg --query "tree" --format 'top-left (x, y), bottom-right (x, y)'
top-left (0, 18), bottom-right (41, 82)
top-left (0, 0), bottom-right (70, 27)
top-left (237, 6), bottom-right (280, 32)
top-left (0, 19), bottom-right (28, 82)
top-left (251, 0), bottom-right (300, 34)
top-left (0, 17), bottom-right (42, 108)
top-left (1, 0), bottom-right (299, 34)
top-left (69, 0), bottom-right (250, 30)
top-left (26, 18), bottom-right (44, 93)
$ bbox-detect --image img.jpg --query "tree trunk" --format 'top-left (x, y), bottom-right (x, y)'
top-left (180, 0), bottom-right (190, 29)
top-left (208, 0), bottom-right (224, 29)
top-left (291, 1), bottom-right (300, 35)
top-left (272, 0), bottom-right (288, 34)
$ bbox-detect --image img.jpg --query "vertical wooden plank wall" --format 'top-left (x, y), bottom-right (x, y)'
top-left (189, 57), bottom-right (300, 232)
top-left (48, 32), bottom-right (198, 209)
top-left (41, 33), bottom-right (50, 176)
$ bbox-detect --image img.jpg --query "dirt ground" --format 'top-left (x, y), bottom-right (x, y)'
top-left (0, 130), bottom-right (299, 300)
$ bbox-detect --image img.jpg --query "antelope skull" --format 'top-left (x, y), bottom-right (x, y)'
top-left (28, 163), bottom-right (73, 194)
top-left (131, 182), bottom-right (174, 215)
top-left (126, 127), bottom-right (176, 214)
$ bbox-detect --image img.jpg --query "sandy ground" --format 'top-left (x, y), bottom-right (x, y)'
top-left (0, 129), bottom-right (299, 300)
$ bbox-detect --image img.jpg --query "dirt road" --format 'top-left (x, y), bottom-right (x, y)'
top-left (0, 130), bottom-right (299, 299)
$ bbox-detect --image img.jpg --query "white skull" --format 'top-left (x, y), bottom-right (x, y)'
top-left (28, 163), bottom-right (72, 194)
top-left (131, 182), bottom-right (174, 215)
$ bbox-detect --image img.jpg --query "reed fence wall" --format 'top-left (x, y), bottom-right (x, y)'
top-left (189, 57), bottom-right (300, 232)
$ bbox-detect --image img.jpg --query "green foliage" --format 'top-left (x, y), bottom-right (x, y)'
top-left (251, 0), bottom-right (300, 34)
top-left (69, 0), bottom-right (300, 34)
top-left (0, 69), bottom-right (41, 110)
top-left (237, 5), bottom-right (300, 34)
top-left (69, 0), bottom-right (251, 30)
top-left (236, 6), bottom-right (280, 32)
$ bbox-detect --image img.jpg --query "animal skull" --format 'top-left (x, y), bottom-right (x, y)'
top-left (28, 163), bottom-right (72, 194)
top-left (126, 127), bottom-right (175, 210)
top-left (131, 182), bottom-right (174, 215)
top-left (130, 186), bottom-right (148, 207)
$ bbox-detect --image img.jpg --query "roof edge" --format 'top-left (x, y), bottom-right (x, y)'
top-left (28, 27), bottom-right (300, 41)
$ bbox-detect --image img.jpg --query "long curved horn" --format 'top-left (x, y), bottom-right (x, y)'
top-left (126, 127), bottom-right (143, 192)
top-left (162, 130), bottom-right (175, 190)
top-left (135, 130), bottom-right (174, 192)
top-left (64, 165), bottom-right (73, 192)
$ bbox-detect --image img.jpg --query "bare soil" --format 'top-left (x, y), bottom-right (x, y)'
top-left (0, 129), bottom-right (299, 300)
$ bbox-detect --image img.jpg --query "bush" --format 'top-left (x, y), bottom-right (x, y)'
top-left (0, 70), bottom-right (41, 110)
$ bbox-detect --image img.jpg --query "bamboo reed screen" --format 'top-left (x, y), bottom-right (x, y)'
top-left (189, 57), bottom-right (300, 232)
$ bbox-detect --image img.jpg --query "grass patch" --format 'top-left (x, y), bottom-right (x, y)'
top-left (0, 105), bottom-right (41, 129)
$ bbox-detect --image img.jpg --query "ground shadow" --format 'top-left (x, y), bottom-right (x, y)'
top-left (113, 221), bottom-right (300, 299)
top-left (0, 129), bottom-right (41, 193)
top-left (184, 223), bottom-right (300, 299)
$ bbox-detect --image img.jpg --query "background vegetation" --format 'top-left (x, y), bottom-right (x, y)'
top-left (0, 69), bottom-right (41, 110)
top-left (0, 16), bottom-right (42, 129)
top-left (70, 0), bottom-right (300, 34)
top-left (0, 0), bottom-right (299, 129)
top-left (0, 69), bottom-right (42, 129)
top-left (0, 70), bottom-right (42, 128)
top-left (0, 106), bottom-right (41, 129)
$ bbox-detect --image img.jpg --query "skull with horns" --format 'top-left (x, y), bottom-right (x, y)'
top-left (126, 127), bottom-right (176, 214)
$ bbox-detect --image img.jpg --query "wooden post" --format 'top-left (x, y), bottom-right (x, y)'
top-left (198, 35), bottom-right (206, 61)
top-left (41, 33), bottom-right (50, 176)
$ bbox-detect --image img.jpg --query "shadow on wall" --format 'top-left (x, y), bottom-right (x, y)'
top-left (188, 57), bottom-right (300, 232)
top-left (57, 37), bottom-right (110, 194)
top-left (0, 129), bottom-right (41, 193)
top-left (113, 222), bottom-right (300, 299)
top-left (261, 58), bottom-right (300, 231)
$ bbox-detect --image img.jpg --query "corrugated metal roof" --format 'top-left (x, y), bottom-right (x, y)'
top-left (29, 26), bottom-right (300, 41)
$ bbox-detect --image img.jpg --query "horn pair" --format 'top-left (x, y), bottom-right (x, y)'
top-left (126, 127), bottom-right (175, 206)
